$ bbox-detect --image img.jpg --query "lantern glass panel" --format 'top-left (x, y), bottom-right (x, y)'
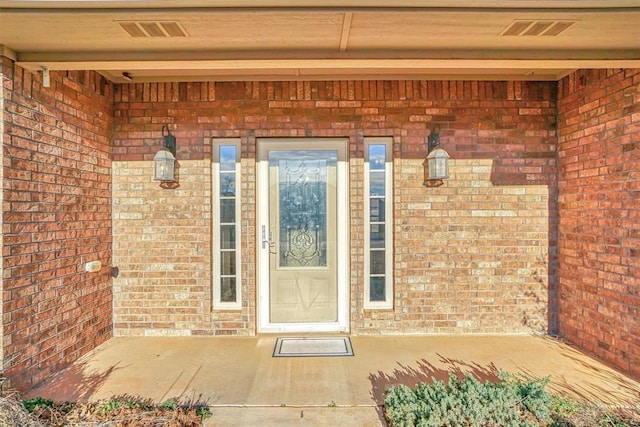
top-left (427, 148), bottom-right (449, 180)
top-left (153, 149), bottom-right (176, 181)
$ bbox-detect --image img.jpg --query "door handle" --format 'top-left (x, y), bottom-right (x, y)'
top-left (262, 225), bottom-right (276, 254)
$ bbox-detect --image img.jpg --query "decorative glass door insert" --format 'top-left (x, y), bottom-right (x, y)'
top-left (277, 156), bottom-right (329, 267)
top-left (268, 150), bottom-right (338, 324)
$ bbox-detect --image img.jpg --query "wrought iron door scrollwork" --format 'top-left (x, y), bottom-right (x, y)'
top-left (279, 159), bottom-right (327, 267)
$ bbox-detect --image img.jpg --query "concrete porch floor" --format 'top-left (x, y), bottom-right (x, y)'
top-left (28, 336), bottom-right (640, 426)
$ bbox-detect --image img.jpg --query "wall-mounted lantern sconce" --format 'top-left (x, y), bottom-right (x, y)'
top-left (153, 125), bottom-right (177, 182)
top-left (423, 126), bottom-right (450, 185)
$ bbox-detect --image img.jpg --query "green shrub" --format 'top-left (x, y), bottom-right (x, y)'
top-left (384, 372), bottom-right (554, 427)
top-left (22, 397), bottom-right (54, 412)
top-left (160, 398), bottom-right (179, 410)
top-left (195, 404), bottom-right (213, 419)
top-left (98, 395), bottom-right (153, 414)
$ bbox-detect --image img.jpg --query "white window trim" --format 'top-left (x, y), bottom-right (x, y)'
top-left (212, 138), bottom-right (242, 310)
top-left (364, 137), bottom-right (394, 309)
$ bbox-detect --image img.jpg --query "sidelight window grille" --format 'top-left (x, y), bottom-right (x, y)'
top-left (213, 139), bottom-right (241, 309)
top-left (364, 138), bottom-right (393, 309)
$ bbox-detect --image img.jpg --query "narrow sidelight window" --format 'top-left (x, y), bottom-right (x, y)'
top-left (364, 137), bottom-right (393, 309)
top-left (213, 139), bottom-right (241, 309)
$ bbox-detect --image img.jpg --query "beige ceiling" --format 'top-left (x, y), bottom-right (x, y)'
top-left (1, 1), bottom-right (639, 82)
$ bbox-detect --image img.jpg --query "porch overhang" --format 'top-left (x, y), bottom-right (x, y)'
top-left (1, 0), bottom-right (639, 82)
top-left (12, 52), bottom-right (640, 83)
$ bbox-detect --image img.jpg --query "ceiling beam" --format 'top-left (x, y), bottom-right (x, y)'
top-left (95, 69), bottom-right (571, 83)
top-left (339, 12), bottom-right (353, 52)
top-left (0, 45), bottom-right (18, 61)
top-left (15, 48), bottom-right (640, 63)
top-left (17, 58), bottom-right (640, 72)
top-left (19, 58), bottom-right (640, 74)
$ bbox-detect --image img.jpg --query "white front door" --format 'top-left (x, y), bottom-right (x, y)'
top-left (257, 139), bottom-right (349, 333)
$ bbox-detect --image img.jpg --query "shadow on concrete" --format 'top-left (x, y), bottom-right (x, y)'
top-left (25, 360), bottom-right (125, 402)
top-left (368, 354), bottom-right (501, 406)
top-left (517, 338), bottom-right (640, 406)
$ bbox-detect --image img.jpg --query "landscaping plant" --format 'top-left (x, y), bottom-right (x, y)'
top-left (0, 388), bottom-right (212, 426)
top-left (384, 372), bottom-right (640, 427)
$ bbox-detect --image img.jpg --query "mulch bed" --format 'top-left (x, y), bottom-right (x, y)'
top-left (0, 389), bottom-right (208, 426)
top-left (553, 405), bottom-right (640, 427)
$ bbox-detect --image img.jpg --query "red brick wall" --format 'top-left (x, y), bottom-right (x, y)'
top-left (112, 80), bottom-right (558, 336)
top-left (557, 68), bottom-right (640, 379)
top-left (1, 59), bottom-right (114, 389)
top-left (2, 58), bottom-right (637, 384)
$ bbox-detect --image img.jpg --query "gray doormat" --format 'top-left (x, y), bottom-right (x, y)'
top-left (273, 337), bottom-right (354, 357)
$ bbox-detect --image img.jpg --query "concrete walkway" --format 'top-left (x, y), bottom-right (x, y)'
top-left (27, 336), bottom-right (640, 426)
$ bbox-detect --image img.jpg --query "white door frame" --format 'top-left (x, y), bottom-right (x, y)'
top-left (256, 138), bottom-right (350, 333)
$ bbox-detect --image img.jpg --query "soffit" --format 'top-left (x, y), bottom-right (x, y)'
top-left (1, 1), bottom-right (639, 82)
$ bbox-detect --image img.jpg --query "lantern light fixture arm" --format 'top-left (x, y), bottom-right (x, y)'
top-left (162, 125), bottom-right (177, 157)
top-left (428, 125), bottom-right (441, 153)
